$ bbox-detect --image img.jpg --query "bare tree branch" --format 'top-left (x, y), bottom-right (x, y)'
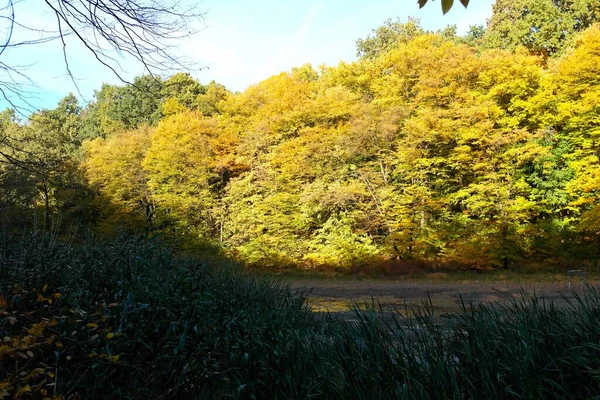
top-left (0, 0), bottom-right (14, 57)
top-left (0, 0), bottom-right (205, 111)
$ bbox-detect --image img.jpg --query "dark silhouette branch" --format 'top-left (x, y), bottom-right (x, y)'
top-left (0, 0), bottom-right (205, 110)
top-left (0, 0), bottom-right (13, 57)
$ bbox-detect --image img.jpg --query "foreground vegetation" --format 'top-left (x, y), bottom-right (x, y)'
top-left (2, 233), bottom-right (600, 399)
top-left (3, 2), bottom-right (600, 398)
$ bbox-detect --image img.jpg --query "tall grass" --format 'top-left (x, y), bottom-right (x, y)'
top-left (2, 231), bottom-right (600, 398)
top-left (0, 231), bottom-right (327, 398)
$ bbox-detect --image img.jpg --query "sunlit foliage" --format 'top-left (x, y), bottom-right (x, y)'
top-left (2, 10), bottom-right (600, 270)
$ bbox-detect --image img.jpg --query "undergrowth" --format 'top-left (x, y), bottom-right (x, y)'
top-left (2, 231), bottom-right (600, 399)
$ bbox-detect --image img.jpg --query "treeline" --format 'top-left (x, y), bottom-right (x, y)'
top-left (1, 1), bottom-right (600, 270)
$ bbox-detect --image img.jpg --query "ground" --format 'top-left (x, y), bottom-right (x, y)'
top-left (280, 274), bottom-right (591, 315)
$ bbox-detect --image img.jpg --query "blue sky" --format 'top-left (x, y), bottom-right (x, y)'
top-left (1, 0), bottom-right (494, 111)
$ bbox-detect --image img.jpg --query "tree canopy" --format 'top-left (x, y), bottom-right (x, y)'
top-left (484, 0), bottom-right (600, 59)
top-left (2, 4), bottom-right (600, 271)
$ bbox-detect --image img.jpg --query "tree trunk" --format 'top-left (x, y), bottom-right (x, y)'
top-left (42, 182), bottom-right (50, 231)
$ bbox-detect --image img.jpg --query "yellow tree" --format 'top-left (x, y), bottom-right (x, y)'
top-left (142, 111), bottom-right (222, 239)
top-left (537, 25), bottom-right (600, 262)
top-left (84, 126), bottom-right (154, 231)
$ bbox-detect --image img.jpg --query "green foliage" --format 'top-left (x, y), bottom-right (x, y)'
top-left (484, 0), bottom-right (600, 59)
top-left (4, 232), bottom-right (600, 398)
top-left (0, 95), bottom-right (95, 229)
top-left (105, 75), bottom-right (165, 130)
top-left (79, 75), bottom-right (233, 139)
top-left (356, 17), bottom-right (425, 58)
top-left (305, 213), bottom-right (380, 267)
top-left (162, 72), bottom-right (206, 110)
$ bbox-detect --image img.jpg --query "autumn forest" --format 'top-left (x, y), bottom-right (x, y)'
top-left (5, 0), bottom-right (600, 398)
top-left (2, 1), bottom-right (600, 271)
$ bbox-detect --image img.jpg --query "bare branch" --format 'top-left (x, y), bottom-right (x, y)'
top-left (0, 0), bottom-right (14, 57)
top-left (0, 0), bottom-right (206, 111)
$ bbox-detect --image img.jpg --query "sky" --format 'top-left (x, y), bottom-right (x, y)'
top-left (1, 0), bottom-right (494, 111)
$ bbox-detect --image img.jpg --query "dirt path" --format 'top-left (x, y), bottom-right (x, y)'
top-left (283, 278), bottom-right (588, 314)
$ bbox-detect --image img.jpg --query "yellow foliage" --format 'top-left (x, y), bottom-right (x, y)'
top-left (162, 97), bottom-right (188, 116)
top-left (79, 24), bottom-right (600, 268)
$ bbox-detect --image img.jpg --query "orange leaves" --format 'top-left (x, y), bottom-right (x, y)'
top-left (14, 385), bottom-right (31, 398)
top-left (27, 322), bottom-right (47, 337)
top-left (35, 284), bottom-right (61, 306)
top-left (1, 316), bottom-right (60, 398)
top-left (0, 381), bottom-right (11, 398)
top-left (88, 351), bottom-right (120, 363)
top-left (0, 292), bottom-right (122, 399)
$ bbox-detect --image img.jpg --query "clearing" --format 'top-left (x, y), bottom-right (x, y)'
top-left (282, 276), bottom-right (591, 315)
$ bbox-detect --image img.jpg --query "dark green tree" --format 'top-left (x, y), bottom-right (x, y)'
top-left (356, 17), bottom-right (425, 58)
top-left (484, 0), bottom-right (600, 59)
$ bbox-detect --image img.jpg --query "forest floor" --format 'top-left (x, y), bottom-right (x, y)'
top-left (275, 274), bottom-right (596, 316)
